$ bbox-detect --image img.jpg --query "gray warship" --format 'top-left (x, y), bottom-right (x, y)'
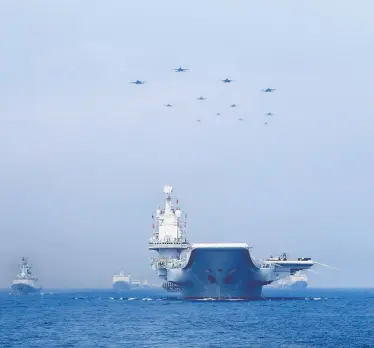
top-left (11, 257), bottom-right (40, 294)
top-left (149, 185), bottom-right (315, 299)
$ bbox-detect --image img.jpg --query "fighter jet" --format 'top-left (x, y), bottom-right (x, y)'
top-left (196, 96), bottom-right (207, 100)
top-left (216, 113), bottom-right (221, 116)
top-left (261, 88), bottom-right (276, 92)
top-left (230, 104), bottom-right (239, 108)
top-left (264, 122), bottom-right (268, 125)
top-left (221, 78), bottom-right (235, 83)
top-left (238, 118), bottom-right (244, 121)
top-left (196, 119), bottom-right (202, 123)
top-left (264, 112), bottom-right (274, 116)
top-left (174, 66), bottom-right (190, 72)
top-left (164, 104), bottom-right (172, 107)
top-left (130, 80), bottom-right (145, 84)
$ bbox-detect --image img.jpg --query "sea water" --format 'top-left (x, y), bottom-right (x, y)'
top-left (0, 288), bottom-right (372, 348)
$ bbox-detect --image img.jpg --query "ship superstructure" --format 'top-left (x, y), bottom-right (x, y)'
top-left (132, 280), bottom-right (141, 287)
top-left (112, 270), bottom-right (131, 291)
top-left (11, 257), bottom-right (40, 294)
top-left (149, 185), bottom-right (315, 299)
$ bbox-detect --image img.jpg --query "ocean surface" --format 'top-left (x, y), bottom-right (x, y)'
top-left (0, 288), bottom-right (373, 348)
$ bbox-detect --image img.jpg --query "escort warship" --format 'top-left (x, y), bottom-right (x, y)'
top-left (149, 185), bottom-right (315, 299)
top-left (11, 257), bottom-right (41, 294)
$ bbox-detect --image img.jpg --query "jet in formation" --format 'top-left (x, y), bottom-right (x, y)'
top-left (164, 104), bottom-right (172, 107)
top-left (264, 112), bottom-right (274, 116)
top-left (130, 80), bottom-right (145, 84)
top-left (197, 96), bottom-right (207, 100)
top-left (174, 66), bottom-right (190, 72)
top-left (261, 88), bottom-right (276, 92)
top-left (230, 104), bottom-right (238, 108)
top-left (221, 78), bottom-right (235, 83)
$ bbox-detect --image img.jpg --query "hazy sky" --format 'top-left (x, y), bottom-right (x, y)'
top-left (1, 1), bottom-right (373, 288)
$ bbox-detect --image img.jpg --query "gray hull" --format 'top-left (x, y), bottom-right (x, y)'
top-left (11, 284), bottom-right (39, 295)
top-left (166, 247), bottom-right (273, 299)
top-left (113, 281), bottom-right (131, 291)
top-left (290, 281), bottom-right (308, 290)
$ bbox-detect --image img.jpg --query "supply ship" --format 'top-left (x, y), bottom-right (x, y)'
top-left (267, 270), bottom-right (308, 289)
top-left (149, 185), bottom-right (315, 299)
top-left (112, 270), bottom-right (131, 291)
top-left (11, 257), bottom-right (41, 294)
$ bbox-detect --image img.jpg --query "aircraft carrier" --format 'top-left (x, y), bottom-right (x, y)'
top-left (149, 185), bottom-right (315, 299)
top-left (11, 257), bottom-right (41, 295)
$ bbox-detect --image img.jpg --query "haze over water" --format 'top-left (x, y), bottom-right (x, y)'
top-left (1, 1), bottom-right (373, 289)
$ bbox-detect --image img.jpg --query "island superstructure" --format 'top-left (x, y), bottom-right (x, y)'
top-left (149, 185), bottom-right (315, 299)
top-left (11, 257), bottom-right (40, 294)
top-left (112, 270), bottom-right (131, 291)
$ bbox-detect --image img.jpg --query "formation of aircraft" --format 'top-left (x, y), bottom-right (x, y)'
top-left (130, 80), bottom-right (145, 84)
top-left (174, 66), bottom-right (190, 72)
top-left (130, 67), bottom-right (277, 125)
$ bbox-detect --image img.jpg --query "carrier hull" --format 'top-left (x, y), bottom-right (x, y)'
top-left (165, 246), bottom-right (273, 299)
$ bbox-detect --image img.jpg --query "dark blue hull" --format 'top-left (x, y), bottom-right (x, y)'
top-left (166, 247), bottom-right (274, 299)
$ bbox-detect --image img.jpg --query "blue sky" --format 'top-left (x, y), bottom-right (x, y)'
top-left (0, 0), bottom-right (373, 288)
